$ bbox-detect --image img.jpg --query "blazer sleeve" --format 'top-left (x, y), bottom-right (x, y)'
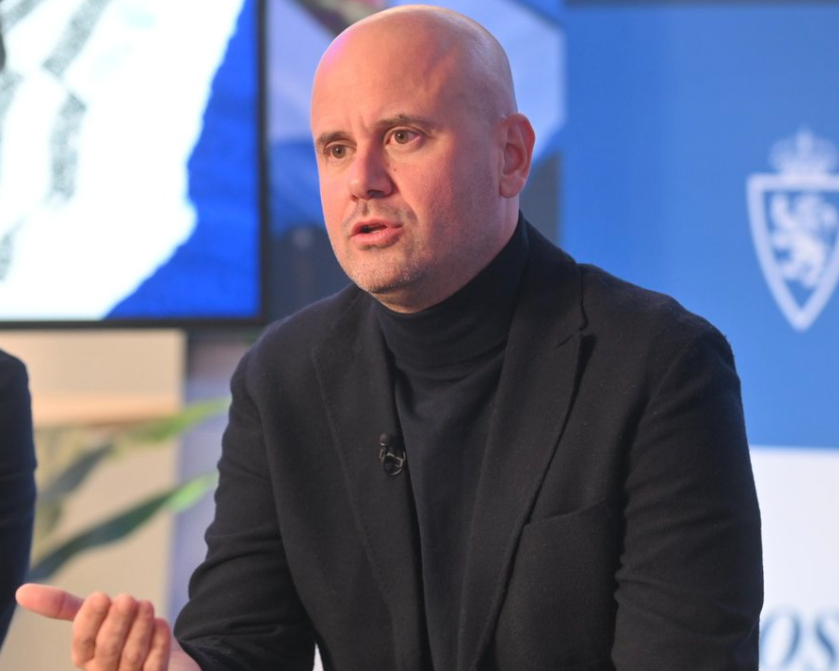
top-left (612, 327), bottom-right (763, 670)
top-left (174, 350), bottom-right (316, 671)
top-left (0, 351), bottom-right (37, 650)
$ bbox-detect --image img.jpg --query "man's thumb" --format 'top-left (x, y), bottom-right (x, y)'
top-left (16, 584), bottom-right (84, 622)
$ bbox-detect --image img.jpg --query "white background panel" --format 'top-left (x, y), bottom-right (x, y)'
top-left (752, 447), bottom-right (839, 670)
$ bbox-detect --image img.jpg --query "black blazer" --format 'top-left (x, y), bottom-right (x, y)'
top-left (175, 226), bottom-right (763, 671)
top-left (0, 349), bottom-right (36, 650)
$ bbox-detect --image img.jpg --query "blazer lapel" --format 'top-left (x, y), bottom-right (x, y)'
top-left (312, 294), bottom-right (430, 671)
top-left (458, 231), bottom-right (586, 671)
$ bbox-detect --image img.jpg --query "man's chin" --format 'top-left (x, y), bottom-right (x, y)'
top-left (347, 265), bottom-right (416, 296)
top-left (351, 273), bottom-right (428, 312)
top-left (358, 280), bottom-right (412, 301)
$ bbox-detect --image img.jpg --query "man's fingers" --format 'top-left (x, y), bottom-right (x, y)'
top-left (119, 600), bottom-right (156, 671)
top-left (91, 594), bottom-right (141, 668)
top-left (16, 583), bottom-right (84, 621)
top-left (142, 618), bottom-right (172, 671)
top-left (70, 591), bottom-right (112, 667)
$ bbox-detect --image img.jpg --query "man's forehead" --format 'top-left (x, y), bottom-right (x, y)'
top-left (311, 91), bottom-right (444, 133)
top-left (311, 45), bottom-right (458, 132)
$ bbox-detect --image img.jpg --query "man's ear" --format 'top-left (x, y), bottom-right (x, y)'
top-left (498, 113), bottom-right (536, 198)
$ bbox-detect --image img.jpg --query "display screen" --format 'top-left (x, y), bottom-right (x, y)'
top-left (0, 0), bottom-right (264, 326)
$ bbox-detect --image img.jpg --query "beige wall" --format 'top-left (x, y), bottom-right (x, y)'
top-left (0, 330), bottom-right (185, 670)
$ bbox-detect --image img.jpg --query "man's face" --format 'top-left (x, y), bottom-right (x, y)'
top-left (310, 26), bottom-right (508, 312)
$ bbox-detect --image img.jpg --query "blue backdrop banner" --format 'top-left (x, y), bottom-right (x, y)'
top-left (564, 3), bottom-right (839, 449)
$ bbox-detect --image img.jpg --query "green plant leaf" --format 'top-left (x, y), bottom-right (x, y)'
top-left (35, 399), bottom-right (226, 508)
top-left (121, 398), bottom-right (229, 445)
top-left (33, 501), bottom-right (64, 548)
top-left (28, 472), bottom-right (218, 582)
top-left (38, 442), bottom-right (115, 505)
top-left (165, 473), bottom-right (219, 512)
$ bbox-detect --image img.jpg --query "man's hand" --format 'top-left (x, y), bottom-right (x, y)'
top-left (16, 583), bottom-right (200, 671)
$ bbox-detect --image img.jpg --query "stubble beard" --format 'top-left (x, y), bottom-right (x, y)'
top-left (344, 244), bottom-right (428, 303)
top-left (335, 202), bottom-right (429, 303)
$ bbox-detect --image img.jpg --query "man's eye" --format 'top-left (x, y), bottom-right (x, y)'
top-left (328, 145), bottom-right (347, 159)
top-left (390, 129), bottom-right (417, 145)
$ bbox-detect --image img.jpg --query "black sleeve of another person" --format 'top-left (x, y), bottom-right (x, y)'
top-left (0, 350), bottom-right (37, 649)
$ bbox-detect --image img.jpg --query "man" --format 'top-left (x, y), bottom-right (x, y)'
top-left (0, 348), bottom-right (36, 650)
top-left (17, 5), bottom-right (763, 670)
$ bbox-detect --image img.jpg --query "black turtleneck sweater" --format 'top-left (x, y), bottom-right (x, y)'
top-left (376, 220), bottom-right (529, 671)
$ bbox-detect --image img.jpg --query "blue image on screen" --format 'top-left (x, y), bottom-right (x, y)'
top-left (108, 0), bottom-right (260, 321)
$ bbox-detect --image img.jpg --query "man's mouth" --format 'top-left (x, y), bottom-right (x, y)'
top-left (359, 224), bottom-right (384, 234)
top-left (352, 220), bottom-right (393, 236)
top-left (349, 220), bottom-right (403, 247)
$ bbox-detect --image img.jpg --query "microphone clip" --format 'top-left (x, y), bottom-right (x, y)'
top-left (378, 433), bottom-right (406, 476)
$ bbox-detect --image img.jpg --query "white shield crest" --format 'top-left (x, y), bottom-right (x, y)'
top-left (747, 128), bottom-right (839, 331)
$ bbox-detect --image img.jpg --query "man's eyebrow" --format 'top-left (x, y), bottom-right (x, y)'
top-left (315, 131), bottom-right (346, 152)
top-left (378, 114), bottom-right (437, 131)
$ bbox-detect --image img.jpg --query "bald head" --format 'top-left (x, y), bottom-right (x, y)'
top-left (314, 5), bottom-right (517, 127)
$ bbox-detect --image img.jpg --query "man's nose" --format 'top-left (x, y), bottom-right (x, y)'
top-left (348, 146), bottom-right (393, 200)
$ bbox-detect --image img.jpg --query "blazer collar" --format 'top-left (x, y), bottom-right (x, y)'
top-left (458, 225), bottom-right (586, 670)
